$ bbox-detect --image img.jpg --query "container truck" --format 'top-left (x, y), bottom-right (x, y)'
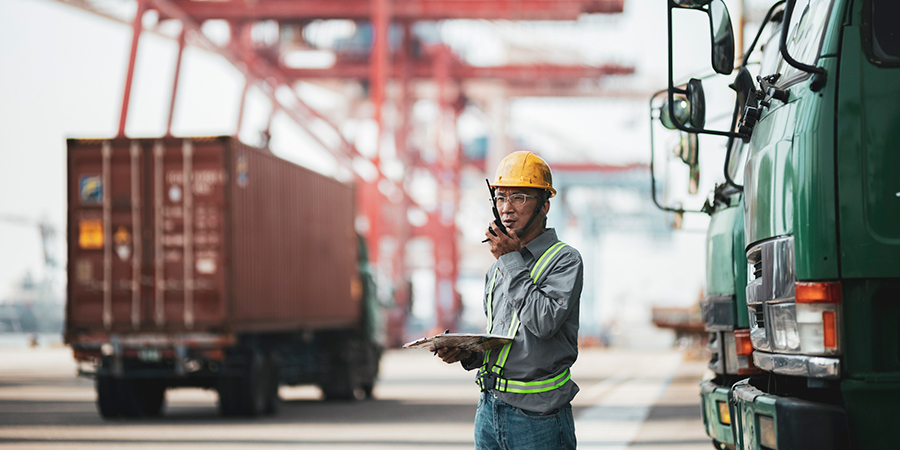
top-left (654, 0), bottom-right (900, 448)
top-left (66, 136), bottom-right (382, 418)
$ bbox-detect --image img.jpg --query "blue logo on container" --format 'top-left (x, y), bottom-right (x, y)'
top-left (237, 154), bottom-right (248, 187)
top-left (80, 175), bottom-right (102, 204)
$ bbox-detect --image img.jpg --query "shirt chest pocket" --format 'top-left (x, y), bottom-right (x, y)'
top-left (496, 294), bottom-right (518, 333)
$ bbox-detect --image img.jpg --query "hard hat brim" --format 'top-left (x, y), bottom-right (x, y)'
top-left (489, 180), bottom-right (557, 198)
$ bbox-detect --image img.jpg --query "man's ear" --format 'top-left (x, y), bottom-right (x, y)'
top-left (541, 198), bottom-right (550, 216)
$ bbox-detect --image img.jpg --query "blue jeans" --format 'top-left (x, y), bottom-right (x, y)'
top-left (474, 391), bottom-right (576, 450)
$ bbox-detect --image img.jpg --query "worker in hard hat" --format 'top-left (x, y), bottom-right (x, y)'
top-left (434, 151), bottom-right (583, 449)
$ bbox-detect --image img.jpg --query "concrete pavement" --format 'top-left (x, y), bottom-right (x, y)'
top-left (0, 345), bottom-right (714, 449)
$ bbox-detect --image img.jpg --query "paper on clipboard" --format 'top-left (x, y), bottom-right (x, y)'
top-left (402, 333), bottom-right (512, 352)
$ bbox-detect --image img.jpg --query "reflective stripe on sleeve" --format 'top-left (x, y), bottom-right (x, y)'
top-left (529, 242), bottom-right (567, 283)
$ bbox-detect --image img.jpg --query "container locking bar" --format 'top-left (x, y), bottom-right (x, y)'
top-left (154, 140), bottom-right (166, 327)
top-left (182, 139), bottom-right (194, 330)
top-left (130, 141), bottom-right (142, 329)
top-left (102, 141), bottom-right (113, 330)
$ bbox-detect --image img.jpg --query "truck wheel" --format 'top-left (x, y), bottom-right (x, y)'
top-left (361, 382), bottom-right (374, 399)
top-left (217, 376), bottom-right (241, 416)
top-left (218, 351), bottom-right (269, 416)
top-left (362, 344), bottom-right (381, 399)
top-left (264, 352), bottom-right (280, 414)
top-left (135, 380), bottom-right (166, 416)
top-left (96, 377), bottom-right (165, 418)
top-left (320, 363), bottom-right (360, 401)
top-left (320, 357), bottom-right (364, 401)
top-left (116, 379), bottom-right (166, 417)
top-left (96, 376), bottom-right (120, 419)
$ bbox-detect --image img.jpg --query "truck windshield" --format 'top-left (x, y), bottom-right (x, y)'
top-left (868, 0), bottom-right (900, 64)
top-left (725, 0), bottom-right (833, 184)
top-left (726, 136), bottom-right (748, 186)
top-left (778, 0), bottom-right (835, 83)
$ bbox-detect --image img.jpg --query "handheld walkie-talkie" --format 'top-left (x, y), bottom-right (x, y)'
top-left (483, 179), bottom-right (511, 242)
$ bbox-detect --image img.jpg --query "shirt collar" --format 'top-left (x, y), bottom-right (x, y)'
top-left (522, 228), bottom-right (558, 262)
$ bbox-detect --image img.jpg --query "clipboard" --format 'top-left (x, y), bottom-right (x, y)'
top-left (402, 333), bottom-right (512, 352)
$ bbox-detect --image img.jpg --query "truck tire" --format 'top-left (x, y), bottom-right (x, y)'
top-left (96, 375), bottom-right (120, 419)
top-left (320, 338), bottom-right (368, 401)
top-left (218, 351), bottom-right (270, 416)
top-left (361, 343), bottom-right (381, 399)
top-left (134, 380), bottom-right (166, 417)
top-left (117, 379), bottom-right (166, 417)
top-left (264, 352), bottom-right (280, 414)
top-left (320, 360), bottom-right (363, 401)
top-left (96, 377), bottom-right (166, 418)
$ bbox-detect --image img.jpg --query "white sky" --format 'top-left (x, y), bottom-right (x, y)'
top-left (0, 0), bottom-right (754, 341)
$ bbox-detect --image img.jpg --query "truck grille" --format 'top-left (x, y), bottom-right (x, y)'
top-left (750, 304), bottom-right (764, 329)
top-left (753, 260), bottom-right (763, 280)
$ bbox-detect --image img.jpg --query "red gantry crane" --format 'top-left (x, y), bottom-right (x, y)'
top-left (56, 0), bottom-right (633, 345)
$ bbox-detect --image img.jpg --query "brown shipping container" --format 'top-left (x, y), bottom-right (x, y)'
top-left (66, 136), bottom-right (360, 339)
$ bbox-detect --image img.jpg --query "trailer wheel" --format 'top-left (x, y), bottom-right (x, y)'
top-left (96, 377), bottom-right (166, 418)
top-left (320, 339), bottom-right (366, 401)
top-left (134, 380), bottom-right (166, 416)
top-left (361, 344), bottom-right (382, 399)
top-left (320, 361), bottom-right (364, 401)
top-left (96, 376), bottom-right (120, 419)
top-left (218, 351), bottom-right (270, 416)
top-left (264, 352), bottom-right (280, 414)
top-left (116, 379), bottom-right (166, 417)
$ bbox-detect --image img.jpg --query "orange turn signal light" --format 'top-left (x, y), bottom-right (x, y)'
top-left (717, 401), bottom-right (731, 425)
top-left (823, 310), bottom-right (837, 349)
top-left (796, 281), bottom-right (842, 304)
top-left (735, 329), bottom-right (753, 356)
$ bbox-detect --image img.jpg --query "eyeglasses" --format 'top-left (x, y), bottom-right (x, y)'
top-left (493, 193), bottom-right (540, 208)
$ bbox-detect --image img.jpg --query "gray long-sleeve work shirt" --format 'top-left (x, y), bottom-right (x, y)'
top-left (462, 228), bottom-right (583, 415)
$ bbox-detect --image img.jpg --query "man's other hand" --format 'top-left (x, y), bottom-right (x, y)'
top-left (430, 346), bottom-right (472, 364)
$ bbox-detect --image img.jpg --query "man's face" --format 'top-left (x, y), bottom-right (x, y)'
top-left (495, 186), bottom-right (545, 234)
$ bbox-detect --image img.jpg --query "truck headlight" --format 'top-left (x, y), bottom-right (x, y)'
top-left (769, 302), bottom-right (801, 352)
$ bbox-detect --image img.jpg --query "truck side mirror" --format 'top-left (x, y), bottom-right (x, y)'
top-left (649, 88), bottom-right (706, 216)
top-left (676, 133), bottom-right (700, 195)
top-left (673, 0), bottom-right (713, 7)
top-left (673, 209), bottom-right (684, 229)
top-left (686, 78), bottom-right (706, 129)
top-left (689, 164), bottom-right (700, 195)
top-left (660, 96), bottom-right (690, 130)
top-left (679, 133), bottom-right (699, 167)
top-left (660, 79), bottom-right (705, 130)
top-left (665, 0), bottom-right (740, 139)
top-left (708, 0), bottom-right (735, 75)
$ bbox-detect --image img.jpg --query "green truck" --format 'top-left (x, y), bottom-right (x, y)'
top-left (653, 0), bottom-right (900, 448)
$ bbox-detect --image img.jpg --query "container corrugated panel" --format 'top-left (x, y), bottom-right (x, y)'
top-left (228, 139), bottom-right (359, 332)
top-left (66, 137), bottom-right (359, 338)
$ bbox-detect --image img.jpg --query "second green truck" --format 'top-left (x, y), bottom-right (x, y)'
top-left (655, 1), bottom-right (900, 448)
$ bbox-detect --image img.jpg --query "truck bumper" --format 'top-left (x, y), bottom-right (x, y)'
top-left (731, 379), bottom-right (850, 450)
top-left (70, 332), bottom-right (234, 380)
top-left (700, 379), bottom-right (736, 447)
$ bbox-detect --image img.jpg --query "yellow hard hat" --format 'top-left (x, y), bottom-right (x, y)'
top-left (491, 151), bottom-right (557, 198)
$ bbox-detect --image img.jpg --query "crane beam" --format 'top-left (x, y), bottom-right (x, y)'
top-left (281, 61), bottom-right (634, 80)
top-left (166, 0), bottom-right (624, 21)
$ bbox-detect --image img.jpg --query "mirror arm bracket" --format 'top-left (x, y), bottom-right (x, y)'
top-left (780, 0), bottom-right (827, 92)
